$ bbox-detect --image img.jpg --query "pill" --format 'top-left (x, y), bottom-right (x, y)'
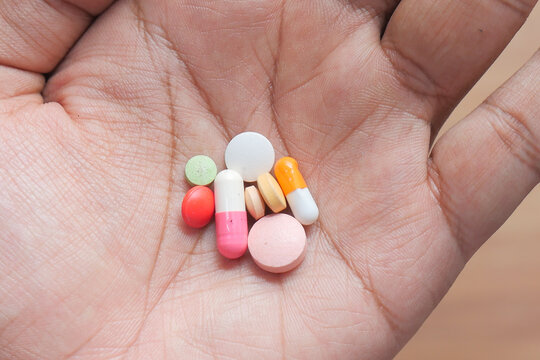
top-left (214, 169), bottom-right (248, 259)
top-left (257, 173), bottom-right (286, 213)
top-left (248, 214), bottom-right (306, 273)
top-left (225, 132), bottom-right (275, 182)
top-left (245, 186), bottom-right (265, 220)
top-left (274, 157), bottom-right (319, 225)
top-left (181, 186), bottom-right (215, 228)
top-left (185, 155), bottom-right (217, 186)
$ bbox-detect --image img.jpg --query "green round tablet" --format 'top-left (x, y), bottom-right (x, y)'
top-left (185, 155), bottom-right (218, 186)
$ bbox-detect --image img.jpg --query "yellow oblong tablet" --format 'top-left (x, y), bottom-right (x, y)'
top-left (245, 186), bottom-right (265, 220)
top-left (257, 173), bottom-right (286, 213)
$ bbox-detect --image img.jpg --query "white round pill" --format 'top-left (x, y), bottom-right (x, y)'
top-left (225, 132), bottom-right (275, 182)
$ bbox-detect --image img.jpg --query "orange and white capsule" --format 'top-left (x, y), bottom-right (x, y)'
top-left (274, 157), bottom-right (319, 225)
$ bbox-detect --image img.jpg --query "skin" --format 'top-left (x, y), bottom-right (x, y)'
top-left (0, 0), bottom-right (538, 358)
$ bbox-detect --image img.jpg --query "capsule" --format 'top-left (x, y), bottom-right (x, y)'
top-left (214, 169), bottom-right (248, 259)
top-left (274, 157), bottom-right (319, 225)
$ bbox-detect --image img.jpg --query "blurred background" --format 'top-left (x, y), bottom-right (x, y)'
top-left (396, 5), bottom-right (540, 360)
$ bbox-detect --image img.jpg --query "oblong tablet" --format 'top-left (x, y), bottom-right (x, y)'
top-left (185, 155), bottom-right (217, 186)
top-left (248, 214), bottom-right (306, 273)
top-left (225, 132), bottom-right (275, 182)
top-left (245, 186), bottom-right (265, 220)
top-left (181, 186), bottom-right (214, 228)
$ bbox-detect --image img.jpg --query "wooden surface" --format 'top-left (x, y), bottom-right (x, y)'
top-left (396, 6), bottom-right (540, 360)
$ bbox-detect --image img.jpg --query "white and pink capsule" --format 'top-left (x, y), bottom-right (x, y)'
top-left (214, 169), bottom-right (248, 259)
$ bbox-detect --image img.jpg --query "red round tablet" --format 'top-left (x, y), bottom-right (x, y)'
top-left (181, 186), bottom-right (215, 228)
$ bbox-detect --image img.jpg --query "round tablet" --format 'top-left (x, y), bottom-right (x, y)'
top-left (245, 186), bottom-right (265, 220)
top-left (248, 214), bottom-right (306, 273)
top-left (225, 132), bottom-right (275, 182)
top-left (185, 155), bottom-right (217, 186)
top-left (181, 186), bottom-right (215, 228)
top-left (257, 173), bottom-right (286, 213)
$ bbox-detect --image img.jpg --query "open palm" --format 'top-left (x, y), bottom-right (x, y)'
top-left (1, 0), bottom-right (539, 358)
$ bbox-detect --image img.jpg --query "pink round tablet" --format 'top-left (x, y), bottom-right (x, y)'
top-left (248, 214), bottom-right (306, 273)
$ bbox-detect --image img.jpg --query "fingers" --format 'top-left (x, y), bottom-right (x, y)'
top-left (0, 66), bottom-right (44, 100)
top-left (429, 51), bottom-right (540, 257)
top-left (381, 0), bottom-right (538, 132)
top-left (0, 0), bottom-right (114, 97)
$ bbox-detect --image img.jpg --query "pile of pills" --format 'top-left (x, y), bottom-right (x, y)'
top-left (181, 132), bottom-right (318, 273)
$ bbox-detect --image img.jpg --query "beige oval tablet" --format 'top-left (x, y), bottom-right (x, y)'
top-left (257, 173), bottom-right (286, 213)
top-left (245, 186), bottom-right (265, 220)
top-left (248, 214), bottom-right (306, 273)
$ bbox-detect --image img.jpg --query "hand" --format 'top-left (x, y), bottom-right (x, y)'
top-left (0, 0), bottom-right (538, 358)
